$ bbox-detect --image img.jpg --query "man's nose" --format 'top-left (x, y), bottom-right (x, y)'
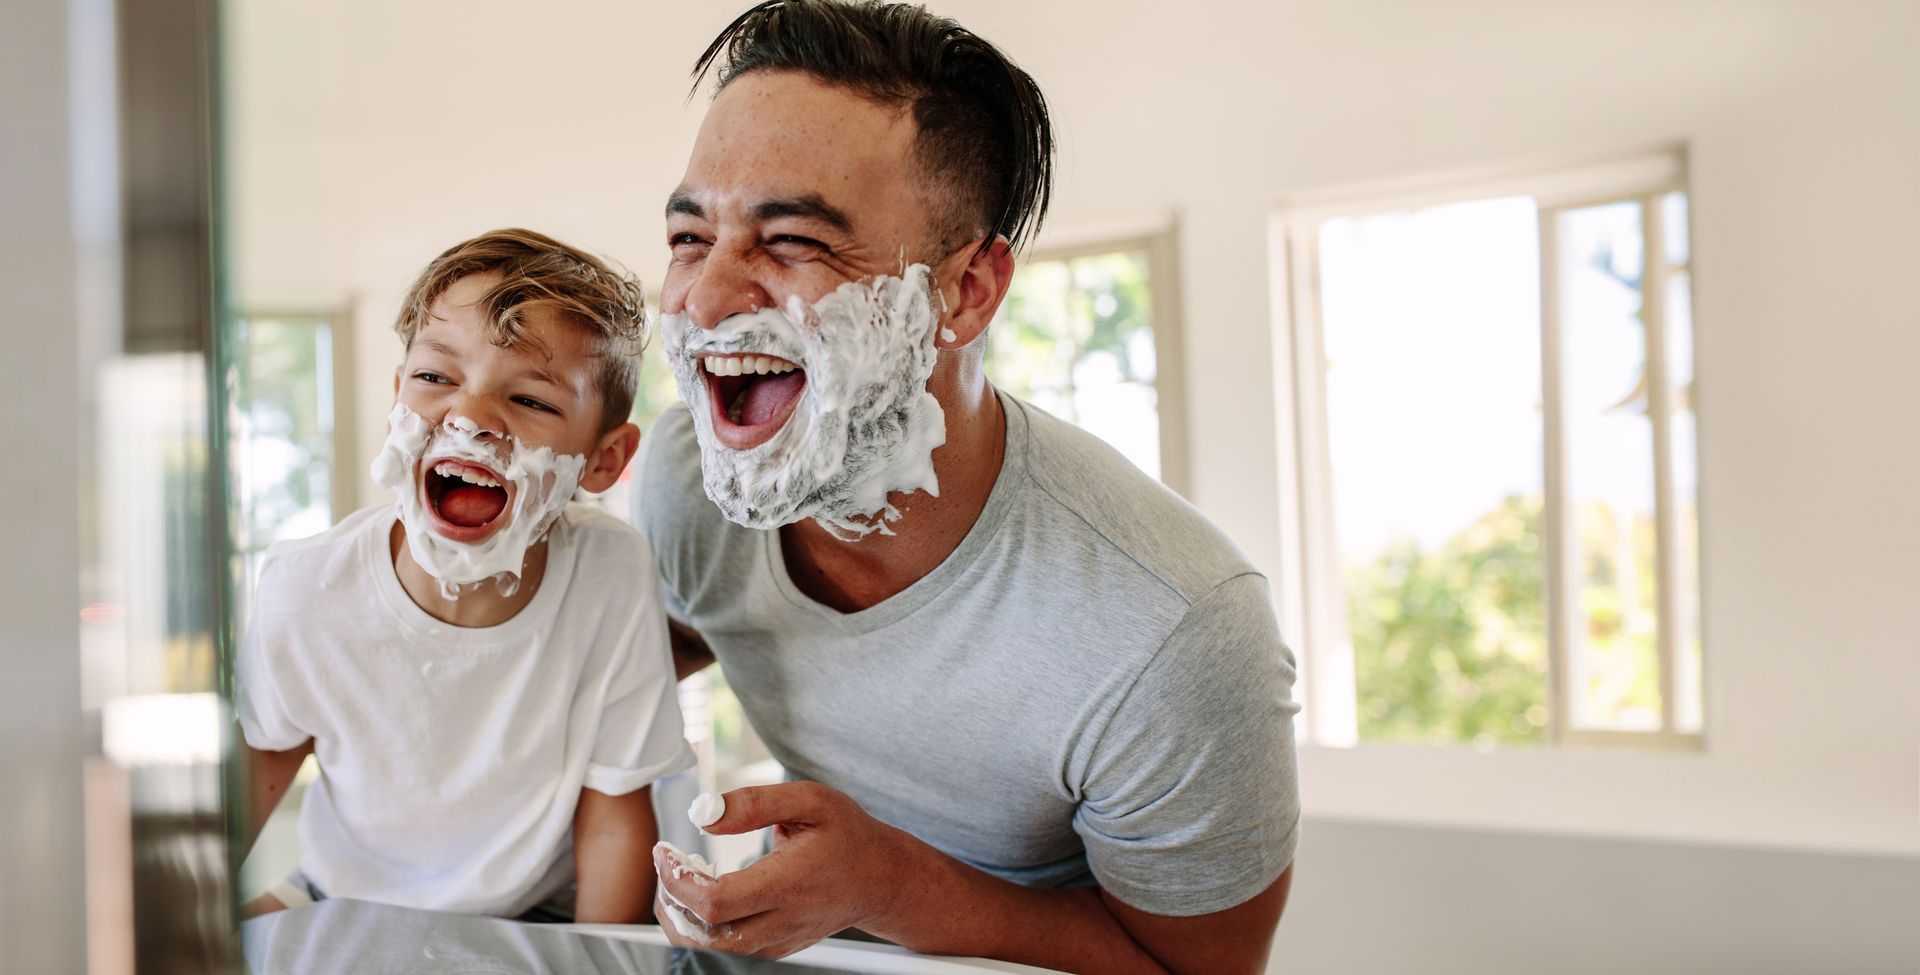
top-left (682, 246), bottom-right (772, 331)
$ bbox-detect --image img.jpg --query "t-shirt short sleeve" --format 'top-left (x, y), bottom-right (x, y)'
top-left (234, 550), bottom-right (313, 752)
top-left (1072, 572), bottom-right (1302, 917)
top-left (583, 571), bottom-right (698, 796)
top-left (634, 410), bottom-right (704, 622)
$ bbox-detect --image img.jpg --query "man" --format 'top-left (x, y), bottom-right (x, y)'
top-left (636, 3), bottom-right (1299, 972)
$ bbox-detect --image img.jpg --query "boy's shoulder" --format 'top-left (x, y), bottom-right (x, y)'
top-left (251, 506), bottom-right (392, 616)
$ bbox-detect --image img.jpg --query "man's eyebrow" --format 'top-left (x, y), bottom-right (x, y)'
top-left (666, 193), bottom-right (705, 220)
top-left (752, 194), bottom-right (852, 233)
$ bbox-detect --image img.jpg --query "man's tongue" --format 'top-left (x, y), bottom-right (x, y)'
top-left (739, 371), bottom-right (807, 426)
top-left (440, 484), bottom-right (507, 528)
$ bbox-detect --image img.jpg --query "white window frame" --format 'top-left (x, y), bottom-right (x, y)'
top-left (1269, 148), bottom-right (1704, 751)
top-left (1005, 225), bottom-right (1190, 497)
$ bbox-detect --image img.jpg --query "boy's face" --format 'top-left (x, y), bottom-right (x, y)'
top-left (393, 271), bottom-right (637, 544)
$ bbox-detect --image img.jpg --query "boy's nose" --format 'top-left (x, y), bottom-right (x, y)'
top-left (682, 248), bottom-right (772, 331)
top-left (439, 397), bottom-right (508, 443)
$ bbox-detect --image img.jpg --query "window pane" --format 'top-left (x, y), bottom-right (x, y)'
top-left (1557, 202), bottom-right (1661, 731)
top-left (991, 249), bottom-right (1161, 480)
top-left (1662, 191), bottom-right (1690, 268)
top-left (1317, 198), bottom-right (1549, 747)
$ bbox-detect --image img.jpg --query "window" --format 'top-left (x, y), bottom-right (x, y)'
top-left (990, 234), bottom-right (1187, 492)
top-left (228, 312), bottom-right (352, 615)
top-left (1274, 151), bottom-right (1701, 749)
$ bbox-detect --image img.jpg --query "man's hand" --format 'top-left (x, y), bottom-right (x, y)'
top-left (650, 783), bottom-right (1273, 974)
top-left (652, 782), bottom-right (917, 958)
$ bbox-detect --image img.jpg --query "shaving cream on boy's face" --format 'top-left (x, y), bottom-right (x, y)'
top-left (370, 402), bottom-right (587, 597)
top-left (661, 264), bottom-right (947, 541)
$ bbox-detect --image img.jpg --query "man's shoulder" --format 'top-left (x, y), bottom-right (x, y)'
top-left (1009, 397), bottom-right (1259, 606)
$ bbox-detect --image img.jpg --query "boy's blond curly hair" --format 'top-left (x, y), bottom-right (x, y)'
top-left (396, 228), bottom-right (647, 433)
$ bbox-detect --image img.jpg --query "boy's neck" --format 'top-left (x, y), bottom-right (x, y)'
top-left (388, 522), bottom-right (549, 627)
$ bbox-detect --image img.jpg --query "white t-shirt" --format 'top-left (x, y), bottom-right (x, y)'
top-left (236, 503), bottom-right (695, 917)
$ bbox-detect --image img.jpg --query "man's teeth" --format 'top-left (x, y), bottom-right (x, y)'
top-left (702, 355), bottom-right (798, 377)
top-left (432, 461), bottom-right (501, 488)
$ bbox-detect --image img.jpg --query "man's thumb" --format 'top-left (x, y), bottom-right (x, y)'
top-left (687, 782), bottom-right (832, 836)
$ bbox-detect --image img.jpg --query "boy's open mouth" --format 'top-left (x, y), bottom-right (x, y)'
top-left (701, 353), bottom-right (807, 450)
top-left (422, 458), bottom-right (510, 541)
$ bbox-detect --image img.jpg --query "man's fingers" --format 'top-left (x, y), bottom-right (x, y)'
top-left (673, 902), bottom-right (818, 961)
top-left (698, 781), bottom-right (838, 836)
top-left (654, 843), bottom-right (789, 926)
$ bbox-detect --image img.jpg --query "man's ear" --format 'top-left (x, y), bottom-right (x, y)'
top-left (579, 421), bottom-right (642, 494)
top-left (933, 236), bottom-right (1015, 350)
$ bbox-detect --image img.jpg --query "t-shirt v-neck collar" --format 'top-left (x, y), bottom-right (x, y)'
top-left (367, 510), bottom-right (577, 648)
top-left (762, 391), bottom-right (1029, 635)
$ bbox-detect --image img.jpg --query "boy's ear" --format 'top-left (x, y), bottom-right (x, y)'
top-left (933, 235), bottom-right (1015, 351)
top-left (579, 421), bottom-right (642, 494)
top-left (393, 366), bottom-right (403, 396)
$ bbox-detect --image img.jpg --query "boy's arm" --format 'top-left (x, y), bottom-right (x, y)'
top-left (574, 785), bottom-right (659, 924)
top-left (243, 739), bottom-right (313, 857)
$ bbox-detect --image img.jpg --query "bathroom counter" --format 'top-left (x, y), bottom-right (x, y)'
top-left (242, 896), bottom-right (1064, 974)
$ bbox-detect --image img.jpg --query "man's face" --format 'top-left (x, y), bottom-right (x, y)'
top-left (661, 70), bottom-right (948, 451)
top-left (394, 271), bottom-right (614, 544)
top-left (657, 70), bottom-right (966, 538)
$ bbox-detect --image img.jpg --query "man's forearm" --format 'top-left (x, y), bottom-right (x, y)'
top-left (868, 832), bottom-right (1167, 975)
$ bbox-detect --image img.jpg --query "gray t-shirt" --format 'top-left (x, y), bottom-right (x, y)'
top-left (636, 392), bottom-right (1299, 916)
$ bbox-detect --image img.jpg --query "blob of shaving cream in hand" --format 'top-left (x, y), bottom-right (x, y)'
top-left (688, 792), bottom-right (725, 832)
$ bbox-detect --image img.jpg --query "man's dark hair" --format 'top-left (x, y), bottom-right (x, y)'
top-left (694, 0), bottom-right (1054, 256)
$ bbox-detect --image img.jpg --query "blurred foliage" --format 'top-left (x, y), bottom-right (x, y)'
top-left (233, 319), bottom-right (331, 549)
top-left (1350, 494), bottom-right (1665, 745)
top-left (991, 250), bottom-right (1155, 423)
top-left (630, 334), bottom-right (684, 436)
top-left (1349, 494), bottom-right (1549, 746)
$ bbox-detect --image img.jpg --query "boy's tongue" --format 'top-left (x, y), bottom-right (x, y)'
top-left (440, 484), bottom-right (507, 528)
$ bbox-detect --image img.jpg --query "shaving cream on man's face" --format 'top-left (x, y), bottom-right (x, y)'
top-left (370, 402), bottom-right (586, 598)
top-left (661, 265), bottom-right (947, 540)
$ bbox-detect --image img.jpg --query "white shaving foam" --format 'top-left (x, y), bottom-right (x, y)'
top-left (661, 265), bottom-right (947, 541)
top-left (688, 792), bottom-right (725, 831)
top-left (656, 841), bottom-right (724, 943)
top-left (369, 402), bottom-right (587, 599)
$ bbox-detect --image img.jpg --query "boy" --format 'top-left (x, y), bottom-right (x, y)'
top-left (236, 229), bottom-right (693, 923)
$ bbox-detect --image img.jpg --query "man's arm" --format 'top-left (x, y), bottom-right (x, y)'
top-left (668, 617), bottom-right (716, 681)
top-left (574, 785), bottom-right (659, 923)
top-left (882, 813), bottom-right (1290, 975)
top-left (652, 783), bottom-right (1291, 974)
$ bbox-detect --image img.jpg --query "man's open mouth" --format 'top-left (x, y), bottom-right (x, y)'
top-left (422, 458), bottom-right (511, 542)
top-left (701, 353), bottom-right (807, 450)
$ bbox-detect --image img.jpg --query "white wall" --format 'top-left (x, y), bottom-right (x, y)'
top-left (229, 0), bottom-right (1920, 907)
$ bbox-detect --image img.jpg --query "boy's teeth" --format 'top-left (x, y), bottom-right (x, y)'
top-left (432, 460), bottom-right (501, 488)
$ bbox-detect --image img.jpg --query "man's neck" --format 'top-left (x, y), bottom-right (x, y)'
top-left (389, 522), bottom-right (549, 627)
top-left (779, 385), bottom-right (1006, 614)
